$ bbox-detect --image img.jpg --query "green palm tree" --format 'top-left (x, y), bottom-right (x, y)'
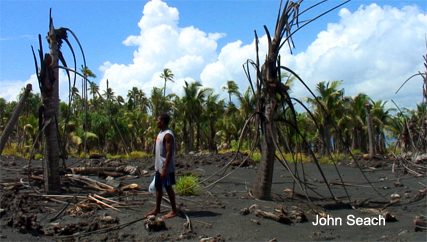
top-left (222, 80), bottom-right (240, 104)
top-left (104, 87), bottom-right (116, 102)
top-left (346, 93), bottom-right (370, 152)
top-left (182, 81), bottom-right (212, 152)
top-left (370, 100), bottom-right (395, 154)
top-left (160, 68), bottom-right (175, 97)
top-left (149, 87), bottom-right (174, 118)
top-left (19, 90), bottom-right (42, 118)
top-left (117, 95), bottom-right (125, 106)
top-left (305, 80), bottom-right (345, 156)
top-left (89, 81), bottom-right (103, 103)
top-left (22, 115), bottom-right (41, 151)
top-left (388, 111), bottom-right (409, 152)
top-left (204, 93), bottom-right (225, 152)
top-left (237, 87), bottom-right (257, 149)
top-left (127, 87), bottom-right (149, 112)
top-left (0, 98), bottom-right (6, 129)
top-left (238, 87), bottom-right (256, 120)
top-left (81, 65), bottom-right (97, 79)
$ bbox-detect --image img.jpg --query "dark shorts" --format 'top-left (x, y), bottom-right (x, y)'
top-left (155, 171), bottom-right (176, 187)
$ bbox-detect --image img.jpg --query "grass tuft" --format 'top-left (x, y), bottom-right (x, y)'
top-left (175, 173), bottom-right (199, 196)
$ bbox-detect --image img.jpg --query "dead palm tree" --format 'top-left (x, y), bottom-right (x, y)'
top-left (245, 0), bottom-right (350, 200)
top-left (0, 84), bottom-right (32, 155)
top-left (31, 10), bottom-right (87, 193)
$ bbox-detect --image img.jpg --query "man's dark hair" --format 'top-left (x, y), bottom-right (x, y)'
top-left (158, 112), bottom-right (170, 125)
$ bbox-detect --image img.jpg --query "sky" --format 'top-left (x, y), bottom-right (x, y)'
top-left (1, 0), bottom-right (426, 111)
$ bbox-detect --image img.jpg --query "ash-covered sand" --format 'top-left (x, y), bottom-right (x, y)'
top-left (0, 152), bottom-right (426, 241)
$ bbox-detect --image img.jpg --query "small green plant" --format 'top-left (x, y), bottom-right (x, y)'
top-left (105, 153), bottom-right (122, 159)
top-left (175, 174), bottom-right (199, 196)
top-left (218, 149), bottom-right (232, 154)
top-left (250, 151), bottom-right (261, 162)
top-left (317, 156), bottom-right (333, 164)
top-left (34, 153), bottom-right (43, 160)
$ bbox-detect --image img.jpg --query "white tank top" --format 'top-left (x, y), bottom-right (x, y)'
top-left (155, 129), bottom-right (175, 173)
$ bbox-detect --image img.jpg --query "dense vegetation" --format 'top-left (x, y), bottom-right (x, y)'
top-left (0, 69), bottom-right (425, 159)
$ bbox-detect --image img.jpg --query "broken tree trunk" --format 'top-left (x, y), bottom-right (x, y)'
top-left (0, 84), bottom-right (32, 155)
top-left (365, 103), bottom-right (375, 157)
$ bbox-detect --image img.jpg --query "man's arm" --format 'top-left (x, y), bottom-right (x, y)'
top-left (160, 133), bottom-right (174, 178)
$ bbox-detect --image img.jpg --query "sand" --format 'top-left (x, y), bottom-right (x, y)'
top-left (0, 152), bottom-right (426, 241)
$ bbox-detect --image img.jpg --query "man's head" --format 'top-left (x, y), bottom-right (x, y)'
top-left (156, 112), bottom-right (170, 130)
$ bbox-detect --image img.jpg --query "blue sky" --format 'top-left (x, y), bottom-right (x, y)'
top-left (1, 0), bottom-right (426, 111)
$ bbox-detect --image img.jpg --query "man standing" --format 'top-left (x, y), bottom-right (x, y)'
top-left (145, 113), bottom-right (178, 219)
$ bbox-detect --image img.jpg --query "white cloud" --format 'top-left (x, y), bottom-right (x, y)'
top-left (94, 0), bottom-right (426, 111)
top-left (0, 78), bottom-right (35, 102)
top-left (2, 1), bottom-right (424, 114)
top-left (0, 70), bottom-right (76, 103)
top-left (99, 0), bottom-right (223, 99)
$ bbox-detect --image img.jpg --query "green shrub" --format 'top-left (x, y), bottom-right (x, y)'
top-left (175, 174), bottom-right (199, 196)
top-left (230, 140), bottom-right (248, 152)
top-left (352, 149), bottom-right (362, 155)
top-left (79, 152), bottom-right (90, 159)
top-left (282, 153), bottom-right (311, 163)
top-left (129, 151), bottom-right (152, 159)
top-left (2, 147), bottom-right (19, 156)
top-left (331, 153), bottom-right (345, 162)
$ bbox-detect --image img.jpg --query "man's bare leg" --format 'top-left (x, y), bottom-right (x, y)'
top-left (144, 186), bottom-right (163, 218)
top-left (162, 185), bottom-right (178, 219)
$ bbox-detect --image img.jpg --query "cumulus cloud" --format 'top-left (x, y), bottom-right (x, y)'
top-left (1, 0), bottom-right (425, 112)
top-left (97, 0), bottom-right (425, 111)
top-left (281, 4), bottom-right (427, 109)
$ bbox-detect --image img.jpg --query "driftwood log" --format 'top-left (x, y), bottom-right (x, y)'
top-left (410, 188), bottom-right (427, 203)
top-left (65, 174), bottom-right (116, 191)
top-left (414, 215), bottom-right (427, 232)
top-left (254, 209), bottom-right (292, 224)
top-left (68, 166), bottom-right (139, 176)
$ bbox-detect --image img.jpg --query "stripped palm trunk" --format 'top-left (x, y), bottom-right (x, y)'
top-left (365, 103), bottom-right (375, 156)
top-left (253, 88), bottom-right (277, 200)
top-left (0, 84), bottom-right (32, 155)
top-left (252, 1), bottom-right (296, 200)
top-left (39, 19), bottom-right (62, 194)
top-left (422, 54), bottom-right (427, 151)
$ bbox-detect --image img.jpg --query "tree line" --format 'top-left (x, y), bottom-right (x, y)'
top-left (0, 68), bottom-right (424, 158)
